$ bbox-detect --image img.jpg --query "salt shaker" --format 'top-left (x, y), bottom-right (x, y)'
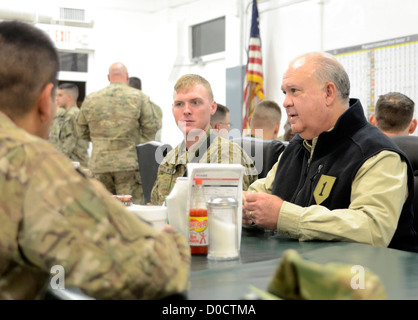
top-left (207, 197), bottom-right (239, 261)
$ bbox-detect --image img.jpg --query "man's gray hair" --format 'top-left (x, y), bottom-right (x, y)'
top-left (311, 52), bottom-right (351, 103)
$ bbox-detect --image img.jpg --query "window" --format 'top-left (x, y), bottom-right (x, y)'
top-left (59, 52), bottom-right (88, 72)
top-left (191, 17), bottom-right (225, 59)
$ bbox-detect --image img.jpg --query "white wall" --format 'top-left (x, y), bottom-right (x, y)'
top-left (148, 0), bottom-right (239, 146)
top-left (260, 0), bottom-right (323, 106)
top-left (1, 0), bottom-right (418, 146)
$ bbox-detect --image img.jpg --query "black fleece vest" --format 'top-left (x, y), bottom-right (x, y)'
top-left (272, 99), bottom-right (417, 252)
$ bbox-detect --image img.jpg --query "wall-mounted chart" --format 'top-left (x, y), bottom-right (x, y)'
top-left (328, 34), bottom-right (418, 127)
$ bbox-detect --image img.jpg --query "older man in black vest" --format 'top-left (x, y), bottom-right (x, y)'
top-left (243, 52), bottom-right (417, 253)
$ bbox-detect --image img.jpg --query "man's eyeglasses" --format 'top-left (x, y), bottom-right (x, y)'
top-left (220, 122), bottom-right (232, 129)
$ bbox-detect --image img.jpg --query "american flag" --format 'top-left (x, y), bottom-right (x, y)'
top-left (242, 0), bottom-right (264, 132)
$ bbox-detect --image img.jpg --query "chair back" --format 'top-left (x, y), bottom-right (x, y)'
top-left (391, 136), bottom-right (418, 232)
top-left (232, 136), bottom-right (287, 179)
top-left (136, 141), bottom-right (172, 204)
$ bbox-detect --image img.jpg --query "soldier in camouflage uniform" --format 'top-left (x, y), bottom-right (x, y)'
top-left (151, 74), bottom-right (258, 205)
top-left (49, 106), bottom-right (66, 146)
top-left (76, 63), bottom-right (162, 204)
top-left (50, 83), bottom-right (89, 168)
top-left (0, 20), bottom-right (190, 300)
top-left (129, 76), bottom-right (163, 142)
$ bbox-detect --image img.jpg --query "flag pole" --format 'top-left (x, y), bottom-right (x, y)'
top-left (242, 0), bottom-right (264, 134)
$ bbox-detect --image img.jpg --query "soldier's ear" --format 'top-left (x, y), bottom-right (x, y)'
top-left (37, 83), bottom-right (55, 123)
top-left (210, 101), bottom-right (217, 116)
top-left (369, 114), bottom-right (377, 126)
top-left (409, 119), bottom-right (417, 134)
top-left (274, 122), bottom-right (280, 136)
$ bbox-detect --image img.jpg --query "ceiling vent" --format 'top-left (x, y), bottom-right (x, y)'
top-left (60, 7), bottom-right (86, 22)
top-left (52, 7), bottom-right (94, 28)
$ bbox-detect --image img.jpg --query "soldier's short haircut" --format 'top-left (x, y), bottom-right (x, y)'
top-left (0, 20), bottom-right (59, 118)
top-left (174, 74), bottom-right (214, 101)
top-left (211, 103), bottom-right (230, 125)
top-left (251, 100), bottom-right (282, 129)
top-left (59, 83), bottom-right (79, 102)
top-left (375, 92), bottom-right (415, 132)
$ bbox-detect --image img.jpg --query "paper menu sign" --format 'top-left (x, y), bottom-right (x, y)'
top-left (187, 163), bottom-right (244, 247)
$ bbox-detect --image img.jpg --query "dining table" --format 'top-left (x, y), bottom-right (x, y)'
top-left (187, 227), bottom-right (418, 300)
top-left (45, 226), bottom-right (418, 302)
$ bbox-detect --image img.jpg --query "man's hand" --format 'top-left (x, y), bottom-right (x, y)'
top-left (242, 191), bottom-right (283, 230)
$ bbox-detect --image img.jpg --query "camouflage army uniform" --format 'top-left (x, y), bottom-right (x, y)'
top-left (0, 111), bottom-right (190, 300)
top-left (151, 129), bottom-right (258, 205)
top-left (48, 107), bottom-right (65, 147)
top-left (267, 249), bottom-right (387, 300)
top-left (144, 101), bottom-right (163, 143)
top-left (50, 105), bottom-right (89, 168)
top-left (76, 82), bottom-right (162, 204)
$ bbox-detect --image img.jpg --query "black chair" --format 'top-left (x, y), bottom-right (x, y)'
top-left (232, 136), bottom-right (287, 179)
top-left (136, 141), bottom-right (172, 204)
top-left (391, 136), bottom-right (418, 233)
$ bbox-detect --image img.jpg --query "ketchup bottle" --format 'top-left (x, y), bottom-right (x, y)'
top-left (189, 178), bottom-right (208, 255)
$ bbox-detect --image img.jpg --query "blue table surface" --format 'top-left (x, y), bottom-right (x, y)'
top-left (188, 228), bottom-right (418, 300)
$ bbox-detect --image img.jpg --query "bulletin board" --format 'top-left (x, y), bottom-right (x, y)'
top-left (328, 34), bottom-right (418, 124)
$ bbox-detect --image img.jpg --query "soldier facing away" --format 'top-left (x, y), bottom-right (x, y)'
top-left (0, 20), bottom-right (190, 300)
top-left (76, 62), bottom-right (162, 204)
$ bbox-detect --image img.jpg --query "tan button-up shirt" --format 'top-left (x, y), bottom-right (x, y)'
top-left (249, 137), bottom-right (408, 248)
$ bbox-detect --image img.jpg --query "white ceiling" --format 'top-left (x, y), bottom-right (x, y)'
top-left (96, 0), bottom-right (200, 13)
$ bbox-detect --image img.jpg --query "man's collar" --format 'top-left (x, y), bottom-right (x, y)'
top-left (176, 128), bottom-right (213, 164)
